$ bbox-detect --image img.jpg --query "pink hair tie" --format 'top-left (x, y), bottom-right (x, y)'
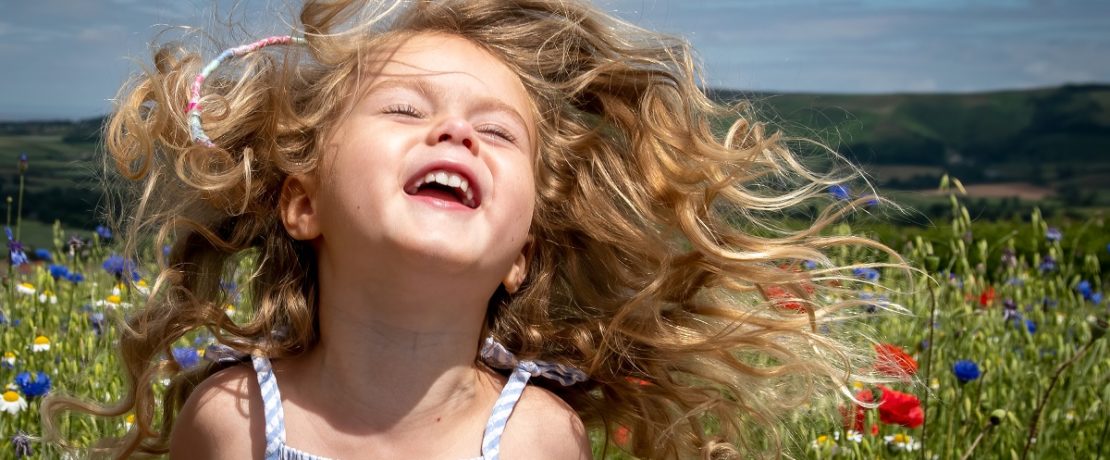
top-left (186, 36), bottom-right (307, 147)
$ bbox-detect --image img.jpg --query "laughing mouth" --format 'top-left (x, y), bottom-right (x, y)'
top-left (404, 169), bottom-right (479, 208)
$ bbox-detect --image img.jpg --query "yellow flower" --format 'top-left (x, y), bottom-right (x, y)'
top-left (16, 282), bottom-right (35, 296)
top-left (2, 351), bottom-right (14, 367)
top-left (135, 279), bottom-right (150, 295)
top-left (32, 335), bottom-right (51, 352)
top-left (811, 433), bottom-right (839, 455)
top-left (1, 390), bottom-right (27, 414)
top-left (124, 413), bottom-right (136, 431)
top-left (225, 304), bottom-right (236, 317)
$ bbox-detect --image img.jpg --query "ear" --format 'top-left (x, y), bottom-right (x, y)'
top-left (501, 236), bottom-right (532, 294)
top-left (279, 174), bottom-right (321, 241)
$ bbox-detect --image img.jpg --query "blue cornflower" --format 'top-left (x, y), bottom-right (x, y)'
top-left (172, 347), bottom-right (200, 369)
top-left (1046, 227), bottom-right (1062, 242)
top-left (6, 228), bottom-right (28, 267)
top-left (102, 255), bottom-right (137, 280)
top-left (952, 360), bottom-right (981, 384)
top-left (828, 184), bottom-right (851, 201)
top-left (1078, 280), bottom-right (1093, 300)
top-left (802, 260), bottom-right (818, 270)
top-left (14, 371), bottom-right (51, 398)
top-left (89, 312), bottom-right (106, 336)
top-left (1038, 255), bottom-right (1057, 273)
top-left (852, 267), bottom-right (880, 281)
top-left (1024, 319), bottom-right (1037, 334)
top-left (48, 264), bottom-right (69, 280)
top-left (33, 248), bottom-right (51, 261)
top-left (1092, 292), bottom-right (1103, 305)
top-left (66, 272), bottom-right (85, 283)
top-left (95, 225), bottom-right (112, 240)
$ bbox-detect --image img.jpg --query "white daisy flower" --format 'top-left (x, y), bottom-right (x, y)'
top-left (1, 390), bottom-right (28, 414)
top-left (16, 282), bottom-right (36, 296)
top-left (884, 433), bottom-right (921, 452)
top-left (845, 430), bottom-right (863, 443)
top-left (134, 279), bottom-right (150, 295)
top-left (2, 351), bottom-right (15, 367)
top-left (31, 335), bottom-right (51, 352)
top-left (124, 413), bottom-right (135, 431)
top-left (811, 434), bottom-right (839, 455)
top-left (225, 304), bottom-right (237, 317)
top-left (38, 290), bottom-right (58, 304)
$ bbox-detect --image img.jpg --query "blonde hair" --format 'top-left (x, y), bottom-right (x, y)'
top-left (44, 0), bottom-right (898, 458)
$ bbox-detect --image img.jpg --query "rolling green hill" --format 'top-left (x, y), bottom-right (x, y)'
top-left (1, 84), bottom-right (1107, 244)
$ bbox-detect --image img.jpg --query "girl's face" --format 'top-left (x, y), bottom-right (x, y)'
top-left (296, 32), bottom-right (537, 285)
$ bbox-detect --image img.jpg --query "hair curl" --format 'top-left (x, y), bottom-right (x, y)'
top-left (43, 1), bottom-right (901, 458)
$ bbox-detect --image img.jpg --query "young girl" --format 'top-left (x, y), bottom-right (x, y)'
top-left (45, 0), bottom-right (893, 458)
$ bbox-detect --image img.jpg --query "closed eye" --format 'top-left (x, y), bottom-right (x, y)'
top-left (382, 104), bottom-right (424, 118)
top-left (478, 124), bottom-right (517, 143)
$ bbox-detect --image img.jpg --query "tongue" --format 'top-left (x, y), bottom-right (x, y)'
top-left (414, 188), bottom-right (462, 204)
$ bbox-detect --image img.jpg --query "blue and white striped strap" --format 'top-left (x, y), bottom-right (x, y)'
top-left (479, 336), bottom-right (588, 387)
top-left (478, 337), bottom-right (588, 460)
top-left (252, 355), bottom-right (287, 460)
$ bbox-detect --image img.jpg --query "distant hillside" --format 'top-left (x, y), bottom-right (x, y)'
top-left (715, 84), bottom-right (1110, 202)
top-left (0, 84), bottom-right (1107, 234)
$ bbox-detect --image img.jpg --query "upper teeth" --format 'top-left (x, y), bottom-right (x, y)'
top-left (415, 169), bottom-right (475, 206)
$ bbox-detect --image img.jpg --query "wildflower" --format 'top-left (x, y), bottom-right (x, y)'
top-left (1002, 299), bottom-right (1019, 321)
top-left (1024, 318), bottom-right (1037, 334)
top-left (0, 390), bottom-right (27, 414)
top-left (124, 413), bottom-right (135, 431)
top-left (952, 360), bottom-right (981, 384)
top-left (5, 228), bottom-right (28, 267)
top-left (67, 235), bottom-right (84, 257)
top-left (1, 352), bottom-right (14, 369)
top-left (135, 279), bottom-right (150, 295)
top-left (102, 255), bottom-right (137, 281)
top-left (845, 430), bottom-right (863, 443)
top-left (1039, 255), bottom-right (1057, 273)
top-left (811, 434), bottom-right (839, 454)
top-left (852, 267), bottom-right (880, 282)
top-left (11, 432), bottom-right (32, 458)
top-left (89, 312), bottom-right (107, 336)
top-left (842, 389), bottom-right (872, 432)
top-left (875, 344), bottom-right (918, 378)
top-left (37, 290), bottom-right (57, 304)
top-left (978, 286), bottom-right (996, 307)
top-left (803, 260), bottom-right (818, 270)
top-left (1045, 227), bottom-right (1062, 242)
top-left (48, 264), bottom-right (69, 280)
top-left (15, 282), bottom-right (35, 296)
top-left (65, 272), bottom-right (84, 283)
top-left (828, 184), bottom-right (851, 201)
top-left (31, 335), bottom-right (50, 352)
top-left (876, 386), bottom-right (924, 428)
top-left (17, 153), bottom-right (27, 173)
top-left (1092, 292), bottom-right (1104, 305)
top-left (761, 285), bottom-right (807, 313)
top-left (1078, 280), bottom-right (1093, 299)
top-left (172, 347), bottom-right (200, 369)
top-left (14, 371), bottom-right (51, 398)
top-left (95, 225), bottom-right (112, 240)
top-left (884, 433), bottom-right (920, 452)
top-left (929, 378), bottom-right (940, 390)
top-left (33, 248), bottom-right (50, 261)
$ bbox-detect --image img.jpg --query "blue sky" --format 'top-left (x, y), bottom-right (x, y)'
top-left (1, 0), bottom-right (1108, 120)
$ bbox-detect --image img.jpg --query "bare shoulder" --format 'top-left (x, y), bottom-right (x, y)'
top-left (170, 363), bottom-right (264, 459)
top-left (501, 384), bottom-right (592, 460)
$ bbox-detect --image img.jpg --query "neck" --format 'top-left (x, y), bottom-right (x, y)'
top-left (284, 247), bottom-right (501, 434)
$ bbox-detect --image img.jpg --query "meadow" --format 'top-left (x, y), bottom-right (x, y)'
top-left (0, 114), bottom-right (1108, 460)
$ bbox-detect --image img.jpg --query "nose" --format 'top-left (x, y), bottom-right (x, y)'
top-left (428, 117), bottom-right (478, 155)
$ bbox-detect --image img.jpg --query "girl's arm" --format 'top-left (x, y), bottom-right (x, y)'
top-left (170, 365), bottom-right (263, 459)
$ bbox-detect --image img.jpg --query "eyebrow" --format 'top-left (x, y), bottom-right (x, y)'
top-left (366, 77), bottom-right (533, 137)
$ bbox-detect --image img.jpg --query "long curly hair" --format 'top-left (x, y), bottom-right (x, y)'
top-left (43, 0), bottom-right (901, 458)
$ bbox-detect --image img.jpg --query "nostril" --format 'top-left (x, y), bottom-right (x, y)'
top-left (438, 133), bottom-right (451, 142)
top-left (462, 138), bottom-right (472, 149)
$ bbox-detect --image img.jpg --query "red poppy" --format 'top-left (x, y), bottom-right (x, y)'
top-left (614, 426), bottom-right (630, 446)
top-left (979, 286), bottom-right (996, 307)
top-left (760, 285), bottom-right (809, 313)
top-left (875, 344), bottom-right (918, 377)
top-left (842, 389), bottom-right (873, 431)
top-left (876, 386), bottom-right (924, 428)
